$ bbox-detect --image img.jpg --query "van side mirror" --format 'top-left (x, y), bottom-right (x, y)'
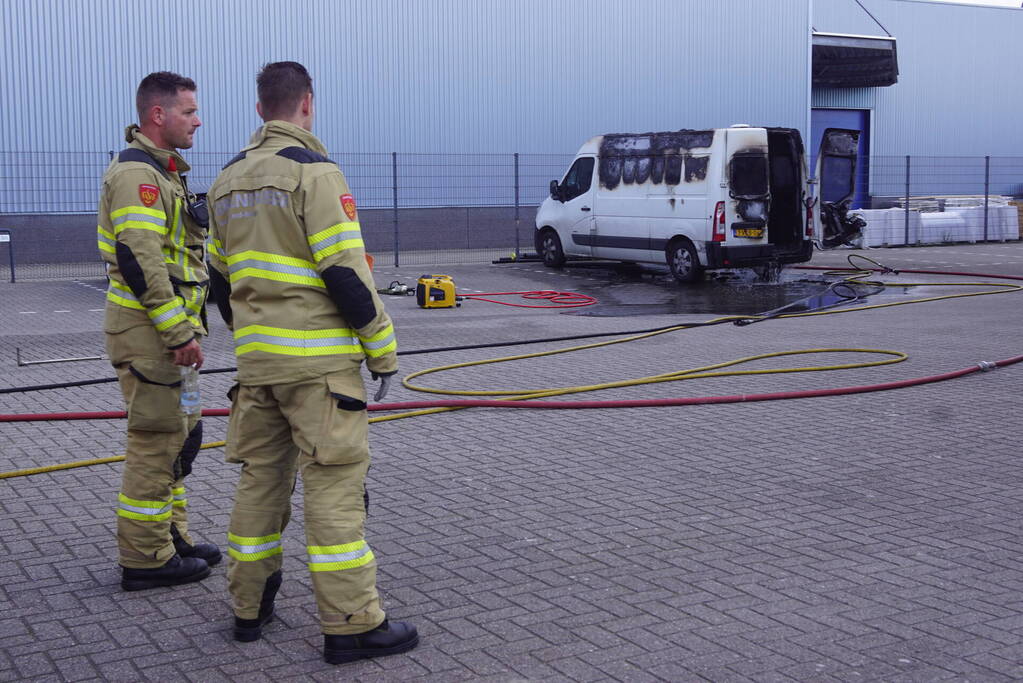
top-left (549, 180), bottom-right (562, 202)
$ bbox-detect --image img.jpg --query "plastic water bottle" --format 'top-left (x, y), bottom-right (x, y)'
top-left (180, 365), bottom-right (201, 415)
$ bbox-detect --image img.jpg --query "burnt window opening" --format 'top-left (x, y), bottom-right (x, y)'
top-left (650, 157), bottom-right (665, 184)
top-left (684, 156), bottom-right (710, 183)
top-left (729, 153), bottom-right (769, 199)
top-left (821, 156), bottom-right (855, 203)
top-left (598, 130), bottom-right (715, 190)
top-left (560, 157), bottom-right (595, 201)
top-left (600, 153), bottom-right (709, 189)
top-left (663, 156), bottom-right (683, 185)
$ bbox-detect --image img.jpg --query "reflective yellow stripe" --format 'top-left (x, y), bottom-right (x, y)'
top-left (172, 486), bottom-right (187, 509)
top-left (359, 324), bottom-right (397, 357)
top-left (307, 221), bottom-right (364, 262)
top-left (307, 540), bottom-right (375, 572)
top-left (208, 237), bottom-right (226, 266)
top-left (148, 298), bottom-right (188, 331)
top-left (110, 205), bottom-right (167, 236)
top-left (227, 532), bottom-right (283, 561)
top-left (182, 285), bottom-right (204, 318)
top-left (106, 281), bottom-right (145, 310)
top-left (117, 493), bottom-right (173, 521)
top-left (226, 250), bottom-right (325, 287)
top-left (97, 225), bottom-right (116, 254)
top-left (111, 206), bottom-right (165, 219)
top-left (173, 199), bottom-right (191, 282)
top-left (234, 325), bottom-right (361, 357)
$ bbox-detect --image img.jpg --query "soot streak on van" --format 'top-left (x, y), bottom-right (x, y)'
top-left (599, 130), bottom-right (715, 190)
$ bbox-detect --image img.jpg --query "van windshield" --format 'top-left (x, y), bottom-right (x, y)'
top-left (729, 153), bottom-right (769, 199)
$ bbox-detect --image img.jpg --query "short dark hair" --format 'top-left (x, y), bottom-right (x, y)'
top-left (257, 61), bottom-right (313, 120)
top-left (136, 71), bottom-right (197, 122)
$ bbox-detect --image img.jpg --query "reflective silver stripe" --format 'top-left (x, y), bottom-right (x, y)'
top-left (229, 539), bottom-right (281, 554)
top-left (208, 238), bottom-right (226, 263)
top-left (151, 304), bottom-right (186, 325)
top-left (112, 212), bottom-right (164, 229)
top-left (308, 546), bottom-right (372, 564)
top-left (361, 332), bottom-right (396, 351)
top-left (309, 226), bottom-right (361, 254)
top-left (109, 280), bottom-right (136, 298)
top-left (119, 501), bottom-right (172, 516)
top-left (228, 257), bottom-right (321, 282)
top-left (235, 332), bottom-right (359, 348)
top-left (182, 287), bottom-right (203, 316)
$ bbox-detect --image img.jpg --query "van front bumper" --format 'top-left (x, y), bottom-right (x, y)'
top-left (703, 241), bottom-right (813, 269)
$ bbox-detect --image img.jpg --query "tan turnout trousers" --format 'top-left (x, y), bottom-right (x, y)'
top-left (108, 324), bottom-right (201, 568)
top-left (225, 365), bottom-right (385, 635)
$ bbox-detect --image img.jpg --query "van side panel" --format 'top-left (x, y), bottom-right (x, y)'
top-left (591, 131), bottom-right (717, 262)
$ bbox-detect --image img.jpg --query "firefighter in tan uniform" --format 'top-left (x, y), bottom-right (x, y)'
top-left (207, 62), bottom-right (418, 664)
top-left (97, 72), bottom-right (222, 591)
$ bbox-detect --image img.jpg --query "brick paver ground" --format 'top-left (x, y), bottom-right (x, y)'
top-left (2, 243), bottom-right (1023, 681)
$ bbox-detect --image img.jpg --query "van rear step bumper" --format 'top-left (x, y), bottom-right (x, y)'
top-left (703, 241), bottom-right (812, 269)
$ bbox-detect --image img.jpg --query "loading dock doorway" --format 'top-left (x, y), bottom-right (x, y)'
top-left (811, 108), bottom-right (871, 209)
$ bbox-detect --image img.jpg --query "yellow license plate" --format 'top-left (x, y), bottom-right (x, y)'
top-left (733, 228), bottom-right (764, 238)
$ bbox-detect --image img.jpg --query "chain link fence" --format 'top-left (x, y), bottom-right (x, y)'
top-left (0, 152), bottom-right (1020, 281)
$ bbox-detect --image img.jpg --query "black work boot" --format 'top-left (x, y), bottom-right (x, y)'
top-left (323, 620), bottom-right (419, 665)
top-left (121, 554), bottom-right (210, 591)
top-left (233, 570), bottom-right (283, 642)
top-left (171, 524), bottom-right (223, 567)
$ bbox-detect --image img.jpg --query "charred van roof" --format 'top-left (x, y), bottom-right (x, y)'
top-left (598, 130), bottom-right (715, 157)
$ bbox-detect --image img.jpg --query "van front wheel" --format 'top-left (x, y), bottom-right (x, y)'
top-left (540, 230), bottom-right (566, 268)
top-left (667, 239), bottom-right (702, 283)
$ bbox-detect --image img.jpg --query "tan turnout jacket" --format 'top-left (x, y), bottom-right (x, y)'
top-left (97, 126), bottom-right (208, 350)
top-left (208, 121), bottom-right (397, 385)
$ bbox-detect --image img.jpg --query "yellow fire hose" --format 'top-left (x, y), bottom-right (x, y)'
top-left (2, 254), bottom-right (1020, 479)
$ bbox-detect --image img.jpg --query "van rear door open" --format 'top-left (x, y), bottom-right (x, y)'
top-left (815, 128), bottom-right (862, 248)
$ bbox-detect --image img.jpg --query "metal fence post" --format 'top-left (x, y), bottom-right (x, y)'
top-left (904, 155), bottom-right (911, 245)
top-left (391, 152), bottom-right (399, 267)
top-left (514, 153), bottom-right (520, 259)
top-left (0, 229), bottom-right (14, 283)
top-left (983, 155), bottom-right (990, 242)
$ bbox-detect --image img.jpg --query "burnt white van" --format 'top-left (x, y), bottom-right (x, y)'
top-left (534, 125), bottom-right (862, 282)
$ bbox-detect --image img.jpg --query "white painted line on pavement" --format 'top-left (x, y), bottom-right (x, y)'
top-left (19, 311), bottom-right (36, 314)
top-left (53, 310), bottom-right (71, 313)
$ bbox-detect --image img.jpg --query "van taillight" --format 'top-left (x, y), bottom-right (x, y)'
top-left (805, 203), bottom-right (814, 237)
top-left (713, 201), bottom-right (726, 242)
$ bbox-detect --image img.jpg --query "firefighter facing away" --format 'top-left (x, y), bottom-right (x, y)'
top-left (207, 61), bottom-right (418, 664)
top-left (97, 71), bottom-right (222, 590)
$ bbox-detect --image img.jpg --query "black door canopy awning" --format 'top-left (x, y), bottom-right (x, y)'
top-left (813, 32), bottom-right (898, 88)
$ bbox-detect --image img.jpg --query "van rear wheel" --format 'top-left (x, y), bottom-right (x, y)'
top-left (540, 229), bottom-right (566, 267)
top-left (667, 239), bottom-right (702, 283)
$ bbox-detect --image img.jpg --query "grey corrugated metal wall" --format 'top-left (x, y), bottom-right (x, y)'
top-left (2, 0), bottom-right (813, 213)
top-left (813, 0), bottom-right (1023, 157)
top-left (2, 0), bottom-right (810, 156)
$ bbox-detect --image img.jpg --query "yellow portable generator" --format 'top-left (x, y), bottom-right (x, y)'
top-left (416, 274), bottom-right (458, 308)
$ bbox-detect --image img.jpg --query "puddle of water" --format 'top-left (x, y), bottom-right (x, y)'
top-left (566, 266), bottom-right (914, 317)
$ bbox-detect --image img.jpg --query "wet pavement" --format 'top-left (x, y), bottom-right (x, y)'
top-left (3, 243), bottom-right (1023, 681)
